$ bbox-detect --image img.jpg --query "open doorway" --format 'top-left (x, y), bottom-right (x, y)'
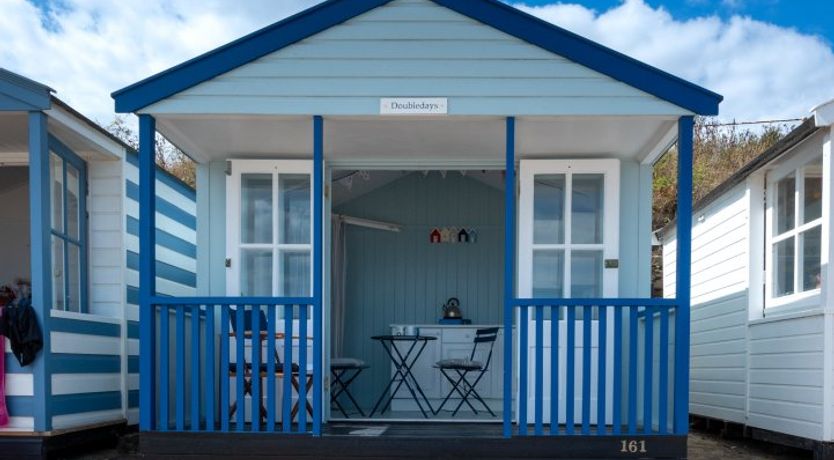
top-left (329, 169), bottom-right (506, 422)
top-left (0, 166), bottom-right (31, 290)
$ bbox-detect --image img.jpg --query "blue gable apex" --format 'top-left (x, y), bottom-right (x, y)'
top-left (112, 0), bottom-right (721, 115)
top-left (0, 68), bottom-right (53, 111)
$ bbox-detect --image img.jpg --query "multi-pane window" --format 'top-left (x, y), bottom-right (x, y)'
top-left (49, 143), bottom-right (87, 312)
top-left (233, 161), bottom-right (312, 302)
top-left (769, 157), bottom-right (822, 303)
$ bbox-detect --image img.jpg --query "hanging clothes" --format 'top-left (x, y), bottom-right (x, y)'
top-left (0, 306), bottom-right (8, 427)
top-left (5, 298), bottom-right (42, 367)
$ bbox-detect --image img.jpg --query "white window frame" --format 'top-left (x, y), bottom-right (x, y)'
top-left (518, 159), bottom-right (620, 299)
top-left (765, 150), bottom-right (823, 310)
top-left (226, 159), bottom-right (313, 298)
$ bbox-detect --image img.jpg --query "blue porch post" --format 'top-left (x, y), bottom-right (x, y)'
top-left (28, 111), bottom-right (52, 431)
top-left (674, 116), bottom-right (694, 435)
top-left (313, 115), bottom-right (324, 435)
top-left (503, 116), bottom-right (516, 438)
top-left (139, 114), bottom-right (158, 431)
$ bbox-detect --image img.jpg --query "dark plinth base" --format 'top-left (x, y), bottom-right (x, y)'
top-left (141, 423), bottom-right (687, 459)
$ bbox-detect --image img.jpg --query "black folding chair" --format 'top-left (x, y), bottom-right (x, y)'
top-left (330, 358), bottom-right (369, 417)
top-left (433, 327), bottom-right (499, 417)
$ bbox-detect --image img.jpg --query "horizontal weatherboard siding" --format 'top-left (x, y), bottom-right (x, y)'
top-left (49, 317), bottom-right (121, 337)
top-left (126, 216), bottom-right (197, 258)
top-left (5, 396), bottom-right (34, 416)
top-left (52, 391), bottom-right (122, 416)
top-left (125, 150), bottom-right (196, 201)
top-left (126, 251), bottom-right (197, 288)
top-left (50, 354), bottom-right (122, 374)
top-left (125, 180), bottom-right (196, 229)
top-left (144, 0), bottom-right (688, 117)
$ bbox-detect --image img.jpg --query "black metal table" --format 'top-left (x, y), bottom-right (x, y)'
top-left (369, 335), bottom-right (437, 418)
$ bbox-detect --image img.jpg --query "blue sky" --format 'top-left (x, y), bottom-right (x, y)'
top-left (522, 0), bottom-right (834, 43)
top-left (4, 0), bottom-right (834, 124)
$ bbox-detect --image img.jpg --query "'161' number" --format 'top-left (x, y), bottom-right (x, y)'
top-left (620, 440), bottom-right (647, 454)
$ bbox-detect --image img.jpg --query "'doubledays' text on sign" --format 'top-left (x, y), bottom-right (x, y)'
top-left (380, 98), bottom-right (448, 115)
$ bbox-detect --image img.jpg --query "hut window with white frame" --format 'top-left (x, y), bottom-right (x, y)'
top-left (49, 148), bottom-right (87, 313)
top-left (769, 157), bottom-right (822, 301)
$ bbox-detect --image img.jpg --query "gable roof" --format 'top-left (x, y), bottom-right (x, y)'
top-left (0, 68), bottom-right (53, 111)
top-left (113, 0), bottom-right (722, 115)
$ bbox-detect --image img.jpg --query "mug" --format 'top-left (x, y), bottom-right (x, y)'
top-left (404, 325), bottom-right (420, 336)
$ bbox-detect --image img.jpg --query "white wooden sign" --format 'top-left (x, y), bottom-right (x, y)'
top-left (380, 98), bottom-right (447, 115)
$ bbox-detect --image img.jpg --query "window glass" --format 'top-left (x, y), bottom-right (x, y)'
top-left (571, 250), bottom-right (603, 298)
top-left (533, 250), bottom-right (564, 298)
top-left (533, 175), bottom-right (565, 244)
top-left (803, 160), bottom-right (822, 224)
top-left (66, 163), bottom-right (80, 240)
top-left (571, 174), bottom-right (604, 244)
top-left (775, 174), bottom-right (796, 235)
top-left (241, 174), bottom-right (272, 244)
top-left (240, 249), bottom-right (272, 296)
top-left (281, 251), bottom-right (310, 296)
top-left (279, 175), bottom-right (311, 245)
top-left (52, 236), bottom-right (64, 310)
top-left (801, 227), bottom-right (821, 292)
top-left (51, 153), bottom-right (63, 233)
top-left (773, 237), bottom-right (795, 297)
top-left (67, 243), bottom-right (81, 312)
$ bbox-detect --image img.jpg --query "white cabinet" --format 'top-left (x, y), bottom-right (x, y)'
top-left (389, 325), bottom-right (504, 414)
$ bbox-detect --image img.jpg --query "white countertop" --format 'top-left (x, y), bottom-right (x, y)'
top-left (390, 324), bottom-right (503, 329)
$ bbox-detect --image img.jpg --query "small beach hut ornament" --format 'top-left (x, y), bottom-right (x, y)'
top-left (467, 228), bottom-right (478, 243)
top-left (449, 227), bottom-right (459, 244)
top-left (430, 228), bottom-right (442, 244)
top-left (458, 228), bottom-right (470, 243)
top-left (439, 227), bottom-right (451, 243)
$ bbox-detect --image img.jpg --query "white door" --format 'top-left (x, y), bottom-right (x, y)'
top-left (518, 159), bottom-right (619, 425)
top-left (226, 160), bottom-right (316, 381)
top-left (227, 159), bottom-right (313, 299)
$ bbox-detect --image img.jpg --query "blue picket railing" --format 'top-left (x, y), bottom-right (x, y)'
top-left (509, 298), bottom-right (678, 437)
top-left (148, 296), bottom-right (320, 434)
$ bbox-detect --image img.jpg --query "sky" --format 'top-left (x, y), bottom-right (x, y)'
top-left (3, 0), bottom-right (834, 126)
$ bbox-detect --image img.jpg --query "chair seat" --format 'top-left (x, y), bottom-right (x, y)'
top-left (434, 358), bottom-right (483, 371)
top-left (229, 362), bottom-right (299, 374)
top-left (331, 357), bottom-right (368, 370)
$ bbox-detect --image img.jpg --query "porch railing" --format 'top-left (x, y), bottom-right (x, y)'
top-left (147, 296), bottom-right (321, 434)
top-left (509, 298), bottom-right (678, 437)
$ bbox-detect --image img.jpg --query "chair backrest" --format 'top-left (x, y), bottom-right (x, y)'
top-left (229, 308), bottom-right (285, 368)
top-left (229, 308), bottom-right (269, 335)
top-left (470, 327), bottom-right (499, 371)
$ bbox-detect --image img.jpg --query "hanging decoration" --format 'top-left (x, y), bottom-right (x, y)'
top-left (429, 227), bottom-right (478, 244)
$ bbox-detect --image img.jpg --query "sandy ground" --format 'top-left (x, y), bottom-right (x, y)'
top-left (58, 430), bottom-right (813, 459)
top-left (687, 431), bottom-right (811, 460)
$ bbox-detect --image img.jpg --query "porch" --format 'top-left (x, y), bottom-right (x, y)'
top-left (131, 114), bottom-right (692, 449)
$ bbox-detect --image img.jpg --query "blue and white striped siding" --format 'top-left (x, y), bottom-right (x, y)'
top-left (123, 151), bottom-right (197, 422)
top-left (48, 312), bottom-right (126, 430)
top-left (4, 338), bottom-right (34, 431)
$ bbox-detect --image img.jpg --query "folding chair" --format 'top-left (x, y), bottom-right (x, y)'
top-left (228, 308), bottom-right (312, 423)
top-left (433, 327), bottom-right (499, 417)
top-left (330, 357), bottom-right (369, 418)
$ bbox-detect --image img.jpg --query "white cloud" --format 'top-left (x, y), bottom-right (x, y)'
top-left (513, 0), bottom-right (834, 121)
top-left (0, 0), bottom-right (319, 124)
top-left (0, 0), bottom-right (832, 124)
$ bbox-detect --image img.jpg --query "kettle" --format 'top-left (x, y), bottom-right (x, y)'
top-left (442, 297), bottom-right (462, 319)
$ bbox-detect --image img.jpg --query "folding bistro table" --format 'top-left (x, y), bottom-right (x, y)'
top-left (369, 335), bottom-right (437, 418)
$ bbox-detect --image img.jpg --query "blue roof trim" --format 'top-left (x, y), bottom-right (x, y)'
top-left (112, 0), bottom-right (721, 115)
top-left (0, 68), bottom-right (52, 111)
top-left (112, 0), bottom-right (395, 113)
top-left (433, 0), bottom-right (721, 115)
